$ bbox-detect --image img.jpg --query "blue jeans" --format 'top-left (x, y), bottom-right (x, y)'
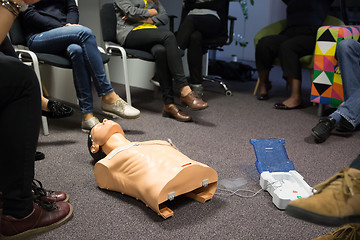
top-left (332, 39), bottom-right (360, 128)
top-left (27, 26), bottom-right (113, 114)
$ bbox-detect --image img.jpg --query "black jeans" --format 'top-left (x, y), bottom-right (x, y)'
top-left (0, 55), bottom-right (41, 218)
top-left (176, 14), bottom-right (222, 84)
top-left (124, 29), bottom-right (188, 105)
top-left (255, 26), bottom-right (317, 80)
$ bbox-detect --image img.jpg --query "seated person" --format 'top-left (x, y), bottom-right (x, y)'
top-left (176, 0), bottom-right (227, 97)
top-left (20, 0), bottom-right (140, 132)
top-left (255, 0), bottom-right (334, 109)
top-left (312, 39), bottom-right (360, 143)
top-left (0, 35), bottom-right (73, 119)
top-left (1, 3), bottom-right (73, 238)
top-left (114, 0), bottom-right (208, 122)
top-left (88, 119), bottom-right (218, 218)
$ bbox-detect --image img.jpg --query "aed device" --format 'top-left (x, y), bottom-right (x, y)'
top-left (250, 138), bottom-right (313, 209)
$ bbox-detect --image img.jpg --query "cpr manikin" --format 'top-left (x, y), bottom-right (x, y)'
top-left (88, 120), bottom-right (218, 219)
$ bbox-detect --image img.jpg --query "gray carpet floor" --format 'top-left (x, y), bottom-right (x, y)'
top-left (33, 64), bottom-right (359, 240)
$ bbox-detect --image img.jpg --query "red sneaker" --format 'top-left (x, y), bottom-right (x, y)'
top-left (0, 201), bottom-right (73, 239)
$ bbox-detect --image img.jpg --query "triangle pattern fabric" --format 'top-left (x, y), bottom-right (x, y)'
top-left (317, 29), bottom-right (336, 42)
top-left (314, 83), bottom-right (331, 96)
top-left (313, 71), bottom-right (332, 85)
top-left (316, 41), bottom-right (336, 55)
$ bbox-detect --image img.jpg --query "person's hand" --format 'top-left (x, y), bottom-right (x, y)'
top-left (139, 18), bottom-right (154, 24)
top-left (65, 23), bottom-right (82, 27)
top-left (148, 9), bottom-right (158, 16)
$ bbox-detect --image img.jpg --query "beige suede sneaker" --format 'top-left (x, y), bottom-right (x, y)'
top-left (312, 224), bottom-right (360, 240)
top-left (285, 168), bottom-right (360, 226)
top-left (101, 98), bottom-right (140, 119)
top-left (81, 116), bottom-right (100, 133)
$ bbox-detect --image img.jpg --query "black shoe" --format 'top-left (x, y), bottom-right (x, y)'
top-left (336, 117), bottom-right (355, 132)
top-left (311, 117), bottom-right (337, 143)
top-left (35, 151), bottom-right (45, 161)
top-left (257, 94), bottom-right (269, 100)
top-left (42, 100), bottom-right (74, 119)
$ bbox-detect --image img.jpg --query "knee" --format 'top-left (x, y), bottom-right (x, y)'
top-left (190, 31), bottom-right (202, 43)
top-left (336, 39), bottom-right (358, 58)
top-left (67, 44), bottom-right (83, 58)
top-left (256, 37), bottom-right (272, 53)
top-left (151, 44), bottom-right (166, 58)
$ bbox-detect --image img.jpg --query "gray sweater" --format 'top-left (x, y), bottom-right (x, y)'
top-left (114, 0), bottom-right (169, 45)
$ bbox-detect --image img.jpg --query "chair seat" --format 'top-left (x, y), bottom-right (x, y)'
top-left (108, 47), bottom-right (155, 62)
top-left (20, 52), bottom-right (110, 68)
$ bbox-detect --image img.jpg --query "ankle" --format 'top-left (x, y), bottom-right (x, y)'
top-left (102, 92), bottom-right (119, 105)
top-left (83, 113), bottom-right (94, 121)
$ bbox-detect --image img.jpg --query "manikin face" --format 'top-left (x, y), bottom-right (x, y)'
top-left (91, 119), bottom-right (125, 147)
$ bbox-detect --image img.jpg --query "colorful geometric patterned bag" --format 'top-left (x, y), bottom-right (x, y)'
top-left (311, 26), bottom-right (360, 108)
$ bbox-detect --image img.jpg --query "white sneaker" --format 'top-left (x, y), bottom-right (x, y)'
top-left (81, 116), bottom-right (100, 132)
top-left (101, 98), bottom-right (140, 119)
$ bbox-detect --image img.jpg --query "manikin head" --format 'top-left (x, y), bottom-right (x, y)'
top-left (88, 119), bottom-right (125, 162)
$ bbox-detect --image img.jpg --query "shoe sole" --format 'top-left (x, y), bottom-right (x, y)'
top-left (162, 112), bottom-right (192, 122)
top-left (311, 130), bottom-right (326, 143)
top-left (180, 102), bottom-right (208, 111)
top-left (285, 204), bottom-right (360, 227)
top-left (0, 203), bottom-right (74, 240)
top-left (102, 110), bottom-right (140, 120)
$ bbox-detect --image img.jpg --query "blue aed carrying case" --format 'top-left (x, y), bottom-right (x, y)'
top-left (250, 138), bottom-right (313, 209)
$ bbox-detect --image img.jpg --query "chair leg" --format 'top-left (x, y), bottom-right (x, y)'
top-left (253, 77), bottom-right (260, 95)
top-left (317, 103), bottom-right (324, 117)
top-left (32, 58), bottom-right (49, 135)
top-left (104, 62), bottom-right (111, 83)
top-left (203, 75), bottom-right (232, 96)
top-left (118, 48), bottom-right (132, 106)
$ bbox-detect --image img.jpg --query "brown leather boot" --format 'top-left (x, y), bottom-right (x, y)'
top-left (312, 224), bottom-right (360, 240)
top-left (0, 201), bottom-right (73, 239)
top-left (180, 91), bottom-right (208, 110)
top-left (285, 168), bottom-right (360, 226)
top-left (163, 104), bottom-right (191, 122)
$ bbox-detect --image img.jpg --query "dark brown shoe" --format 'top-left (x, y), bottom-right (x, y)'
top-left (163, 104), bottom-right (192, 122)
top-left (32, 179), bottom-right (70, 203)
top-left (180, 91), bottom-right (208, 110)
top-left (0, 201), bottom-right (73, 239)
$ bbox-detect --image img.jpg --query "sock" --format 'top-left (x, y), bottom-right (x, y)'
top-left (329, 112), bottom-right (341, 124)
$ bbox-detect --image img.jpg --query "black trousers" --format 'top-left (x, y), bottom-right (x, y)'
top-left (124, 29), bottom-right (188, 105)
top-left (255, 26), bottom-right (317, 80)
top-left (176, 15), bottom-right (222, 84)
top-left (0, 55), bottom-right (41, 218)
top-left (0, 36), bottom-right (17, 57)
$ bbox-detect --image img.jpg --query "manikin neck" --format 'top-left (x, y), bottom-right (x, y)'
top-left (102, 133), bottom-right (131, 155)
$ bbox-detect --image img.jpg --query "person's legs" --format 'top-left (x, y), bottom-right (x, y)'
top-left (255, 34), bottom-right (289, 98)
top-left (336, 39), bottom-right (360, 100)
top-left (187, 31), bottom-right (203, 85)
top-left (176, 14), bottom-right (222, 50)
top-left (276, 34), bottom-right (316, 108)
top-left (28, 26), bottom-right (114, 114)
top-left (312, 40), bottom-right (360, 142)
top-left (28, 26), bottom-right (139, 128)
top-left (0, 56), bottom-right (40, 218)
